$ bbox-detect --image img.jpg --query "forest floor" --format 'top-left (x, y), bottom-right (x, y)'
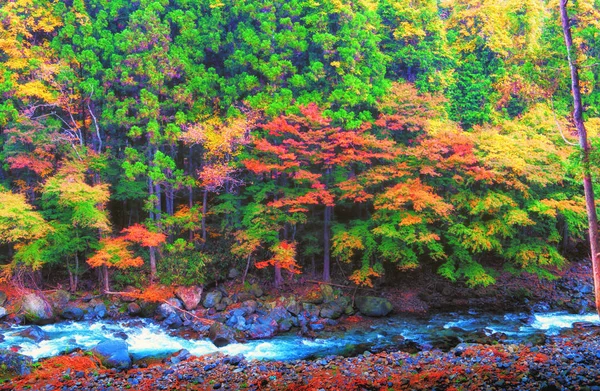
top-left (2, 259), bottom-right (599, 390)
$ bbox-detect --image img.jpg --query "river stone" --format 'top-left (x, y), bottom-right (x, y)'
top-left (175, 285), bottom-right (203, 311)
top-left (92, 340), bottom-right (132, 369)
top-left (17, 325), bottom-right (48, 342)
top-left (320, 284), bottom-right (335, 303)
top-left (127, 302), bottom-right (141, 316)
top-left (320, 301), bottom-right (343, 319)
top-left (242, 300), bottom-right (258, 315)
top-left (209, 322), bottom-right (236, 347)
top-left (355, 296), bottom-right (393, 317)
top-left (0, 349), bottom-right (33, 376)
top-left (61, 306), bottom-right (84, 320)
top-left (247, 283), bottom-right (263, 298)
top-left (285, 298), bottom-right (301, 316)
top-left (47, 290), bottom-right (71, 312)
top-left (22, 293), bottom-right (54, 324)
top-left (93, 303), bottom-right (107, 319)
top-left (247, 320), bottom-right (278, 339)
top-left (203, 291), bottom-right (223, 308)
top-left (156, 298), bottom-right (182, 320)
top-left (0, 307), bottom-right (7, 319)
top-left (166, 349), bottom-right (191, 365)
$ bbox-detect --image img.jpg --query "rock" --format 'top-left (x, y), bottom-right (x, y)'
top-left (268, 306), bottom-right (291, 324)
top-left (47, 290), bottom-right (71, 312)
top-left (61, 306), bottom-right (84, 321)
top-left (0, 291), bottom-right (7, 306)
top-left (21, 293), bottom-right (54, 324)
top-left (247, 321), bottom-right (278, 339)
top-left (320, 284), bottom-right (335, 303)
top-left (0, 349), bottom-right (33, 376)
top-left (17, 325), bottom-right (48, 342)
top-left (354, 296), bottom-right (393, 317)
top-left (285, 298), bottom-right (301, 316)
top-left (302, 303), bottom-right (320, 318)
top-left (166, 349), bottom-right (191, 365)
top-left (209, 322), bottom-right (236, 347)
top-left (242, 300), bottom-right (258, 315)
top-left (0, 307), bottom-right (7, 319)
top-left (247, 283), bottom-right (263, 298)
top-left (92, 340), bottom-right (132, 369)
top-left (175, 286), bottom-right (203, 311)
top-left (320, 301), bottom-right (343, 319)
top-left (164, 312), bottom-right (183, 329)
top-left (127, 302), bottom-right (141, 316)
top-left (203, 291), bottom-right (223, 308)
top-left (93, 303), bottom-right (107, 319)
top-left (228, 268), bottom-right (240, 279)
top-left (156, 298), bottom-right (182, 320)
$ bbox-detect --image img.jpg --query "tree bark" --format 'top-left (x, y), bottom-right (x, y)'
top-left (201, 189), bottom-right (208, 246)
top-left (323, 204), bottom-right (332, 282)
top-left (149, 246), bottom-right (157, 282)
top-left (560, 0), bottom-right (600, 314)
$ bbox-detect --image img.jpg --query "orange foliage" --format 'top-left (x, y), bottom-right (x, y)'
top-left (87, 237), bottom-right (143, 269)
top-left (122, 285), bottom-right (174, 303)
top-left (255, 241), bottom-right (301, 274)
top-left (16, 354), bottom-right (100, 385)
top-left (120, 224), bottom-right (166, 247)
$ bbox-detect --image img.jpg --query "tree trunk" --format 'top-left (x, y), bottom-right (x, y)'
top-left (102, 265), bottom-right (110, 292)
top-left (323, 204), bottom-right (332, 282)
top-left (149, 246), bottom-right (157, 282)
top-left (560, 0), bottom-right (600, 314)
top-left (201, 189), bottom-right (208, 246)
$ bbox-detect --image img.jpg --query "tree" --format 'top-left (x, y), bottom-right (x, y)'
top-left (559, 0), bottom-right (600, 314)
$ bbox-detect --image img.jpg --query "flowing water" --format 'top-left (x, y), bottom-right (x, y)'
top-left (1, 311), bottom-right (598, 362)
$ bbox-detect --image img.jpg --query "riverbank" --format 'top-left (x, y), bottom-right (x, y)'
top-left (6, 321), bottom-right (600, 390)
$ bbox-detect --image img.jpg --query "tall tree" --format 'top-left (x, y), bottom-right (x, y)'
top-left (559, 0), bottom-right (600, 314)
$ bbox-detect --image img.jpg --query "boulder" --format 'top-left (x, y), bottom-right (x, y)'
top-left (354, 296), bottom-right (393, 317)
top-left (247, 283), bottom-right (263, 298)
top-left (320, 301), bottom-right (343, 319)
top-left (285, 298), bottom-right (301, 316)
top-left (0, 307), bottom-right (7, 319)
top-left (47, 290), bottom-right (71, 312)
top-left (92, 340), bottom-right (132, 369)
top-left (156, 298), bottom-right (182, 320)
top-left (242, 300), bottom-right (258, 315)
top-left (203, 291), bottom-right (223, 308)
top-left (92, 303), bottom-right (107, 319)
top-left (247, 321), bottom-right (278, 339)
top-left (175, 286), bottom-right (203, 311)
top-left (127, 303), bottom-right (141, 316)
top-left (0, 349), bottom-right (33, 376)
top-left (61, 306), bottom-right (84, 321)
top-left (17, 325), bottom-right (48, 342)
top-left (166, 349), bottom-right (191, 365)
top-left (21, 293), bottom-right (54, 324)
top-left (320, 284), bottom-right (335, 303)
top-left (208, 322), bottom-right (236, 347)
top-left (163, 312), bottom-right (183, 329)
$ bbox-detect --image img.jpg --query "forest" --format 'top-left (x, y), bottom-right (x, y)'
top-left (1, 0), bottom-right (599, 294)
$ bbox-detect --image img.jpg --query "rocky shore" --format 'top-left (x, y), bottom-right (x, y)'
top-left (6, 322), bottom-right (600, 390)
top-left (0, 260), bottom-right (597, 390)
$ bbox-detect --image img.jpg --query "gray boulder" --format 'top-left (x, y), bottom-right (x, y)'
top-left (203, 291), bottom-right (223, 308)
top-left (156, 298), bottom-right (182, 320)
top-left (0, 307), bottom-right (7, 319)
top-left (0, 349), bottom-right (33, 376)
top-left (127, 302), bottom-right (141, 316)
top-left (17, 325), bottom-right (48, 342)
top-left (61, 306), bottom-right (84, 320)
top-left (92, 340), bottom-right (132, 369)
top-left (175, 285), bottom-right (203, 311)
top-left (22, 293), bottom-right (54, 324)
top-left (209, 322), bottom-right (236, 347)
top-left (320, 301), bottom-right (343, 319)
top-left (355, 296), bottom-right (393, 317)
